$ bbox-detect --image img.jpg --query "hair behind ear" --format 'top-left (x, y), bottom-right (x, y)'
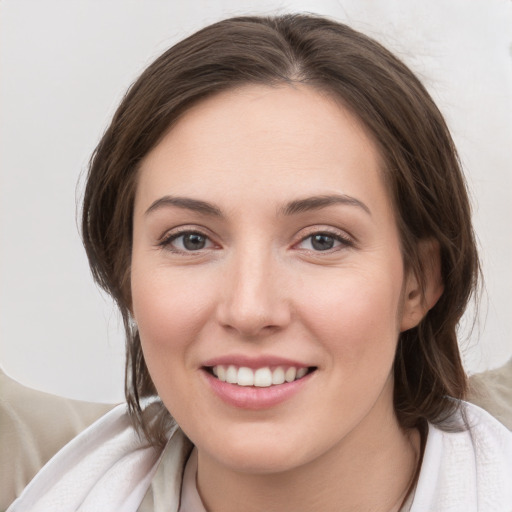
top-left (394, 232), bottom-right (477, 430)
top-left (400, 239), bottom-right (444, 333)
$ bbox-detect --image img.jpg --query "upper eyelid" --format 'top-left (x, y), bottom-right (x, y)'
top-left (294, 225), bottom-right (355, 242)
top-left (164, 231), bottom-right (210, 243)
top-left (295, 233), bottom-right (353, 249)
top-left (158, 225), bottom-right (214, 242)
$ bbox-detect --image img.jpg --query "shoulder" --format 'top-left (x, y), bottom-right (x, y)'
top-left (411, 401), bottom-right (512, 512)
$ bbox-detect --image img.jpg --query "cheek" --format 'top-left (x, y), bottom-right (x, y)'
top-left (130, 266), bottom-right (215, 367)
top-left (297, 264), bottom-right (404, 366)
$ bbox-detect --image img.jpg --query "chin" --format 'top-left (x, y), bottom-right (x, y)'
top-left (194, 421), bottom-right (325, 475)
top-left (209, 444), bottom-right (309, 475)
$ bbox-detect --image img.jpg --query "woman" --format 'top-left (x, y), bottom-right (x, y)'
top-left (8, 13), bottom-right (512, 512)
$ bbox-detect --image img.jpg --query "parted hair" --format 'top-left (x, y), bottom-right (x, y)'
top-left (82, 13), bottom-right (479, 446)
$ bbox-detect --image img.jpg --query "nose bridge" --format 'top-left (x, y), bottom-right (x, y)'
top-left (218, 239), bottom-right (290, 336)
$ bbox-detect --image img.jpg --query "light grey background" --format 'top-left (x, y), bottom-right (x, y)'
top-left (1, 0), bottom-right (511, 403)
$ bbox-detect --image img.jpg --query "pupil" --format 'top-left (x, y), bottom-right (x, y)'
top-left (184, 233), bottom-right (206, 250)
top-left (311, 234), bottom-right (334, 251)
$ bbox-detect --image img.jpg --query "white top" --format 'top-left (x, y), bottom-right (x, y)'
top-left (7, 401), bottom-right (512, 512)
top-left (411, 403), bottom-right (512, 511)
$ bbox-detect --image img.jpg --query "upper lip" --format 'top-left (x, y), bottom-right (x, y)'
top-left (201, 354), bottom-right (313, 369)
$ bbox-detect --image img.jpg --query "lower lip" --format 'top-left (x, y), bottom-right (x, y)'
top-left (202, 370), bottom-right (314, 410)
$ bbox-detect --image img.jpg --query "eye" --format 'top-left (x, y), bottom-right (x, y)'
top-left (297, 232), bottom-right (352, 251)
top-left (161, 231), bottom-right (215, 252)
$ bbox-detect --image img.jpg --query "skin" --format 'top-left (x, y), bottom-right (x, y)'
top-left (131, 84), bottom-right (440, 512)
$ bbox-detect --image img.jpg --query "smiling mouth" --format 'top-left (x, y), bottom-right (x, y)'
top-left (204, 365), bottom-right (317, 387)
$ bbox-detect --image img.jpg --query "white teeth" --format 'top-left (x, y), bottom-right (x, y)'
top-left (285, 367), bottom-right (297, 382)
top-left (226, 365), bottom-right (238, 384)
top-left (237, 367), bottom-right (254, 386)
top-left (217, 365), bottom-right (226, 381)
top-left (271, 366), bottom-right (285, 385)
top-left (211, 365), bottom-right (309, 386)
top-left (254, 368), bottom-right (272, 387)
top-left (296, 367), bottom-right (308, 379)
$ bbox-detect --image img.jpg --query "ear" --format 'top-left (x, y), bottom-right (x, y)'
top-left (400, 239), bottom-right (444, 332)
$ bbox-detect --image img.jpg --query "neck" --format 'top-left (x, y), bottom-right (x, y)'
top-left (196, 395), bottom-right (421, 512)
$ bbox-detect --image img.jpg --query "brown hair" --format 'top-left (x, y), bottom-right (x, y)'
top-left (82, 13), bottom-right (479, 445)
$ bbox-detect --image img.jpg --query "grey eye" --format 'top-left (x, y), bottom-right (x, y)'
top-left (182, 233), bottom-right (207, 250)
top-left (164, 231), bottom-right (214, 252)
top-left (310, 234), bottom-right (336, 251)
top-left (296, 232), bottom-right (352, 252)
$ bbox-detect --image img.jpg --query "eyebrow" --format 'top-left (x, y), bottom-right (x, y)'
top-left (145, 196), bottom-right (223, 217)
top-left (145, 193), bottom-right (371, 218)
top-left (280, 194), bottom-right (371, 216)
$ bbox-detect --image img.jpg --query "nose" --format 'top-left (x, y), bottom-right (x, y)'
top-left (216, 246), bottom-right (292, 338)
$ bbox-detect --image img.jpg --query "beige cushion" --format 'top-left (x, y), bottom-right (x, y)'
top-left (468, 358), bottom-right (512, 430)
top-left (0, 369), bottom-right (113, 511)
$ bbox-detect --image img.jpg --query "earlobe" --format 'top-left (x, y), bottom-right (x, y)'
top-left (400, 239), bottom-right (444, 332)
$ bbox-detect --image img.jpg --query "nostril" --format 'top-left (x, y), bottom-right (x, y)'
top-left (219, 317), bottom-right (285, 338)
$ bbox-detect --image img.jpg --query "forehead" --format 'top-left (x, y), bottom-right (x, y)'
top-left (135, 84), bottom-right (391, 216)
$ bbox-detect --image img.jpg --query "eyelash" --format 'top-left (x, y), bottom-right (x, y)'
top-left (158, 228), bottom-right (215, 253)
top-left (294, 230), bottom-right (354, 252)
top-left (157, 228), bottom-right (354, 254)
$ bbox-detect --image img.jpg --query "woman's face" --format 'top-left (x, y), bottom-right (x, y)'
top-left (131, 84), bottom-right (420, 474)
